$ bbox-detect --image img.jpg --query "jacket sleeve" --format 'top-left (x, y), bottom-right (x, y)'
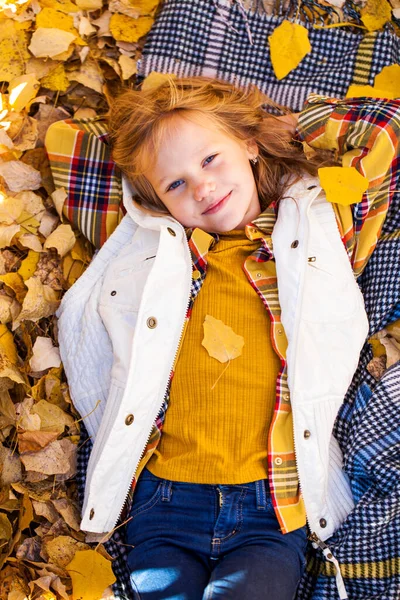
top-left (45, 117), bottom-right (124, 249)
top-left (296, 95), bottom-right (400, 277)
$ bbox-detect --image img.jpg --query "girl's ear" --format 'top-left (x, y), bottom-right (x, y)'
top-left (245, 139), bottom-right (258, 159)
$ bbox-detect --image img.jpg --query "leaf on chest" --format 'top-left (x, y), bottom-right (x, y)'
top-left (202, 315), bottom-right (244, 364)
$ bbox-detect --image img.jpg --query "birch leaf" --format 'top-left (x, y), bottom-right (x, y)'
top-left (18, 233), bottom-right (43, 252)
top-left (8, 74), bottom-right (40, 113)
top-left (0, 161), bottom-right (41, 192)
top-left (19, 493), bottom-right (34, 531)
top-left (318, 167), bottom-right (369, 206)
top-left (19, 439), bottom-right (72, 475)
top-left (29, 337), bottom-right (61, 372)
top-left (0, 323), bottom-right (18, 363)
top-left (119, 55), bottom-right (137, 80)
top-left (44, 224), bottom-right (76, 258)
top-left (31, 400), bottom-right (75, 433)
top-left (109, 13), bottom-right (154, 42)
top-left (0, 224), bottom-right (21, 248)
top-left (346, 84), bottom-right (394, 99)
top-left (44, 535), bottom-right (90, 569)
top-left (268, 21), bottom-right (311, 80)
top-left (66, 549), bottom-right (116, 600)
top-left (374, 64), bottom-right (400, 98)
top-left (202, 315), bottom-right (244, 363)
top-left (0, 194), bottom-right (24, 224)
top-left (361, 0), bottom-right (392, 31)
top-left (12, 277), bottom-right (60, 330)
top-left (0, 272), bottom-right (27, 304)
top-left (28, 28), bottom-right (76, 58)
top-left (18, 250), bottom-right (40, 282)
top-left (18, 430), bottom-right (60, 453)
top-left (142, 71), bottom-right (176, 92)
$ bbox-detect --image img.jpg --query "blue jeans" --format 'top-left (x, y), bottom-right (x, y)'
top-left (126, 468), bottom-right (307, 600)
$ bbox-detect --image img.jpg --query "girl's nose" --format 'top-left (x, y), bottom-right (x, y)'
top-left (193, 179), bottom-right (217, 202)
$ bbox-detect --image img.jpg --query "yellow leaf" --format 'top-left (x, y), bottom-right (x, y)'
top-left (0, 513), bottom-right (12, 542)
top-left (39, 0), bottom-right (80, 13)
top-left (8, 74), bottom-right (40, 113)
top-left (318, 166), bottom-right (369, 206)
top-left (66, 549), bottom-right (116, 600)
top-left (374, 64), bottom-right (400, 98)
top-left (268, 20), bottom-right (311, 81)
top-left (346, 84), bottom-right (394, 100)
top-left (0, 21), bottom-right (30, 82)
top-left (109, 13), bottom-right (154, 43)
top-left (18, 250), bottom-right (40, 282)
top-left (44, 535), bottom-right (90, 569)
top-left (44, 223), bottom-right (76, 258)
top-left (36, 7), bottom-right (81, 39)
top-left (41, 64), bottom-right (70, 93)
top-left (0, 194), bottom-right (24, 224)
top-left (141, 71), bottom-right (177, 92)
top-left (0, 224), bottom-right (21, 248)
top-left (0, 272), bottom-right (27, 304)
top-left (19, 493), bottom-right (34, 531)
top-left (361, 0), bottom-right (392, 31)
top-left (369, 337), bottom-right (386, 357)
top-left (28, 28), bottom-right (76, 59)
top-left (202, 315), bottom-right (244, 363)
top-left (0, 323), bottom-right (18, 364)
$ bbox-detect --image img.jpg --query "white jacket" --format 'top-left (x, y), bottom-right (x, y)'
top-left (57, 174), bottom-right (369, 542)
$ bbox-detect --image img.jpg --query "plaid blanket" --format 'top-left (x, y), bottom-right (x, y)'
top-left (47, 2), bottom-right (400, 598)
top-left (137, 0), bottom-right (400, 112)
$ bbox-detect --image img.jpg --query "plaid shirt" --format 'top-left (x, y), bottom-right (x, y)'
top-left (45, 96), bottom-right (400, 536)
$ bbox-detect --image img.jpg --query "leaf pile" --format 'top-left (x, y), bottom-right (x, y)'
top-left (0, 0), bottom-right (162, 597)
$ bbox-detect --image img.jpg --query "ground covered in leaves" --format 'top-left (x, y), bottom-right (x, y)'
top-left (0, 0), bottom-right (399, 598)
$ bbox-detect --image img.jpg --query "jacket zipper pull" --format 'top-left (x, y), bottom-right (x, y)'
top-left (308, 533), bottom-right (348, 600)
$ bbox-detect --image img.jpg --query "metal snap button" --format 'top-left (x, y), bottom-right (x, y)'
top-left (111, 290), bottom-right (117, 296)
top-left (284, 393), bottom-right (290, 401)
top-left (319, 518), bottom-right (327, 528)
top-left (125, 414), bottom-right (134, 426)
top-left (307, 185), bottom-right (317, 190)
top-left (291, 240), bottom-right (299, 248)
top-left (192, 270), bottom-right (201, 280)
top-left (304, 430), bottom-right (311, 439)
top-left (277, 328), bottom-right (283, 335)
top-left (89, 508), bottom-right (95, 520)
top-left (167, 227), bottom-right (176, 237)
top-left (147, 317), bottom-right (157, 329)
top-left (256, 272), bottom-right (262, 278)
top-left (308, 257), bottom-right (316, 263)
top-left (274, 457), bottom-right (283, 466)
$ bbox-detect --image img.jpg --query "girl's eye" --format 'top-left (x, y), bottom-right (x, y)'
top-left (166, 155), bottom-right (217, 192)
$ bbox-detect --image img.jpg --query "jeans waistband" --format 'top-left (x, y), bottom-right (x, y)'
top-left (140, 468), bottom-right (270, 510)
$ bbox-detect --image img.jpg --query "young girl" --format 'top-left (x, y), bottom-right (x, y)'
top-left (51, 77), bottom-right (399, 600)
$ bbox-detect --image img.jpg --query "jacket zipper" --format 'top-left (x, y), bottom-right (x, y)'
top-left (286, 191), bottom-right (349, 600)
top-left (113, 224), bottom-right (193, 527)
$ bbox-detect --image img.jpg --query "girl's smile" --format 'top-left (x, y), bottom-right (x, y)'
top-left (145, 114), bottom-right (261, 232)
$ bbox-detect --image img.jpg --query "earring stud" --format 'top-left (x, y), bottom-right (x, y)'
top-left (250, 157), bottom-right (258, 165)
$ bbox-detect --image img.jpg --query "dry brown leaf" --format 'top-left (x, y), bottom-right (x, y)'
top-left (30, 337), bottom-right (61, 372)
top-left (50, 188), bottom-right (67, 220)
top-left (12, 277), bottom-right (60, 330)
top-left (43, 535), bottom-right (90, 569)
top-left (67, 58), bottom-right (105, 94)
top-left (39, 211), bottom-right (60, 238)
top-left (44, 223), bottom-right (76, 258)
top-left (19, 439), bottom-right (73, 475)
top-left (52, 497), bottom-right (81, 531)
top-left (32, 500), bottom-right (60, 524)
top-left (18, 430), bottom-right (60, 453)
top-left (0, 160), bottom-right (42, 192)
top-left (119, 54), bottom-right (137, 80)
top-left (18, 233), bottom-right (43, 252)
top-left (16, 397), bottom-right (41, 431)
top-left (19, 493), bottom-right (34, 531)
top-left (0, 445), bottom-right (22, 486)
top-left (0, 224), bottom-right (21, 248)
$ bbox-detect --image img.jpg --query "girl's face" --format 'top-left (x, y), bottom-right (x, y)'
top-left (145, 115), bottom-right (261, 232)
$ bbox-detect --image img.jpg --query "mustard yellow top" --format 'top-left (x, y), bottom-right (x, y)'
top-left (147, 230), bottom-right (281, 483)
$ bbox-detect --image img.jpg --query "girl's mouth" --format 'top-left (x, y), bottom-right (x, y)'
top-left (202, 191), bottom-right (232, 215)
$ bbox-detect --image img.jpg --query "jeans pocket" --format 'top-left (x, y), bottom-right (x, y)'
top-left (130, 478), bottom-right (162, 519)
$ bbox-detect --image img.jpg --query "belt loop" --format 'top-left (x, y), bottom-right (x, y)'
top-left (255, 480), bottom-right (267, 510)
top-left (161, 480), bottom-right (172, 502)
